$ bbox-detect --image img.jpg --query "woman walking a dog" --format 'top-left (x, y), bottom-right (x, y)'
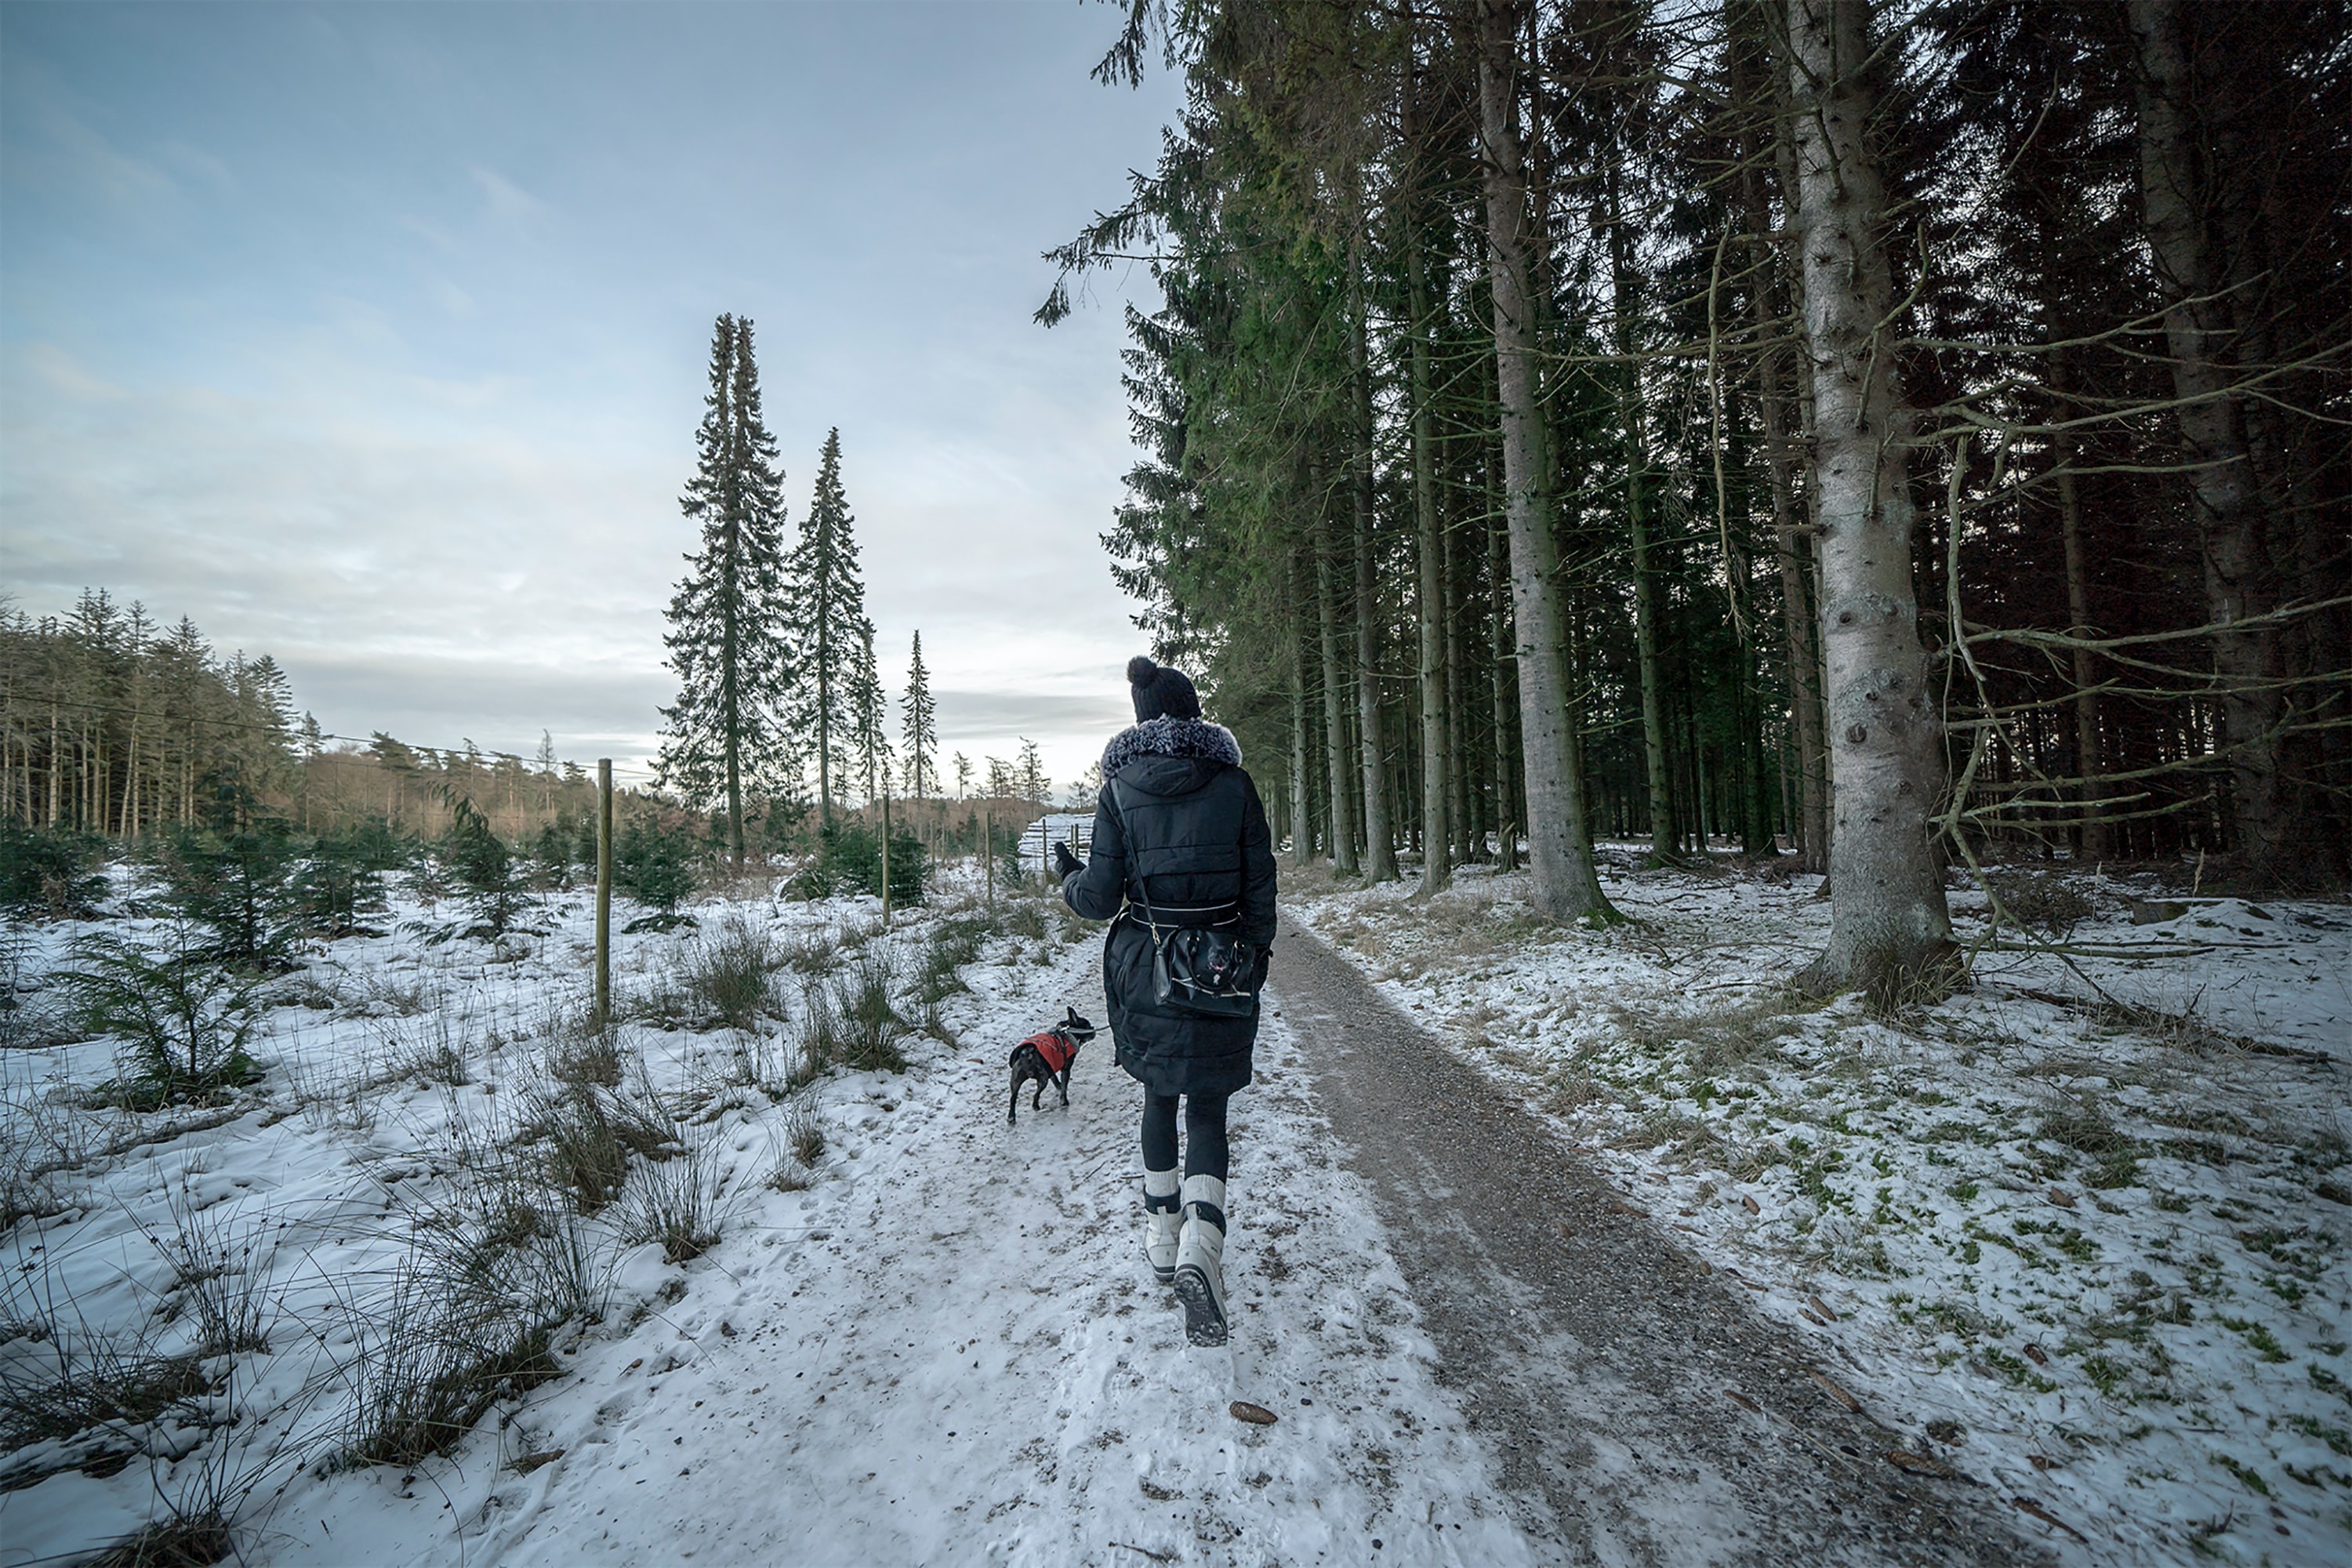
top-left (1054, 656), bottom-right (1277, 1347)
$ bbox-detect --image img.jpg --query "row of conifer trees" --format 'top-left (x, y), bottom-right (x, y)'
top-left (654, 316), bottom-right (1088, 862)
top-left (1044, 0), bottom-right (2349, 990)
top-left (655, 314), bottom-right (936, 863)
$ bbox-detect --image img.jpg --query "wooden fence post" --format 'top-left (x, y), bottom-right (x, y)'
top-left (594, 759), bottom-right (612, 1027)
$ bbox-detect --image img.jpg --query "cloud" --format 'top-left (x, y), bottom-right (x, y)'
top-left (2, 332), bottom-right (1150, 786)
top-left (467, 163), bottom-right (543, 227)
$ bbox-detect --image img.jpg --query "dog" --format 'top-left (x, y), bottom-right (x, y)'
top-left (1008, 1007), bottom-right (1097, 1124)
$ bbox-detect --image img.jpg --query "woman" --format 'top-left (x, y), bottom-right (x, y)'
top-left (1054, 656), bottom-right (1277, 1347)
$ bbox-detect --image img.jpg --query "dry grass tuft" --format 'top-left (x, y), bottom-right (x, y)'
top-left (1612, 994), bottom-right (1808, 1075)
top-left (1984, 870), bottom-right (2096, 934)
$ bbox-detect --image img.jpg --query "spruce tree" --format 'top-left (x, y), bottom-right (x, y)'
top-left (783, 428), bottom-right (874, 826)
top-left (656, 314), bottom-right (793, 863)
top-left (1016, 738), bottom-right (1047, 808)
top-left (851, 624), bottom-right (888, 806)
top-left (901, 632), bottom-right (937, 800)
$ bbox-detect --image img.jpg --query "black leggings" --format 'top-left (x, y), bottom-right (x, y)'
top-left (1142, 1091), bottom-right (1229, 1181)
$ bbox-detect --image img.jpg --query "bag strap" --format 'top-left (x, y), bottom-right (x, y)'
top-left (1109, 777), bottom-right (1240, 941)
top-left (1109, 778), bottom-right (1167, 953)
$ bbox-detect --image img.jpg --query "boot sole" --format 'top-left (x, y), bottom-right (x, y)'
top-left (1151, 1263), bottom-right (1176, 1286)
top-left (1171, 1265), bottom-right (1227, 1346)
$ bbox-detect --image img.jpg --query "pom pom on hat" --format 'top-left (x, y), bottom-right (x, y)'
top-left (1127, 655), bottom-right (1202, 723)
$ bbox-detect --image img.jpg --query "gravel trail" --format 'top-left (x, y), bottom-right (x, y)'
top-left (1269, 913), bottom-right (2049, 1567)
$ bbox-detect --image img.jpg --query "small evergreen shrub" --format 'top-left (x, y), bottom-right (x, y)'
top-left (67, 925), bottom-right (261, 1106)
top-left (757, 797), bottom-right (811, 856)
top-left (0, 817), bottom-right (107, 916)
top-left (530, 818), bottom-right (575, 890)
top-left (446, 800), bottom-right (527, 939)
top-left (342, 815), bottom-right (415, 873)
top-left (150, 781), bottom-right (299, 971)
top-left (615, 812), bottom-right (700, 931)
top-left (292, 829), bottom-right (389, 938)
top-left (793, 823), bottom-right (925, 904)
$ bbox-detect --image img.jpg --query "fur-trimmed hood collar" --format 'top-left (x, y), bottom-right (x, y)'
top-left (1102, 717), bottom-right (1242, 779)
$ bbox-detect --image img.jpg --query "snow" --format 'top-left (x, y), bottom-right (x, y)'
top-left (1288, 846), bottom-right (2351, 1566)
top-left (4, 870), bottom-right (1529, 1566)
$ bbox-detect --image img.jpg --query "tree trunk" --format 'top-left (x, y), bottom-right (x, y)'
top-left (1627, 453), bottom-right (1675, 864)
top-left (2053, 406), bottom-right (2108, 864)
top-left (1737, 135), bottom-right (1827, 868)
top-left (1313, 491), bottom-right (1360, 873)
top-left (1487, 449), bottom-right (1519, 870)
top-left (1289, 552), bottom-right (1314, 869)
top-left (1409, 212), bottom-right (1452, 896)
top-left (2210, 49), bottom-right (2343, 877)
top-left (1443, 494), bottom-right (1472, 867)
top-left (1787, 0), bottom-right (1953, 992)
top-left (1352, 236), bottom-right (1398, 884)
top-left (2125, 0), bottom-right (2290, 884)
top-left (1607, 179), bottom-right (1678, 868)
top-left (1477, 0), bottom-right (1614, 921)
top-left (1774, 69), bottom-right (1835, 865)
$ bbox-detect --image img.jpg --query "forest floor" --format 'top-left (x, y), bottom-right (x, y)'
top-left (1287, 844), bottom-right (2350, 1567)
top-left (1, 849), bottom-right (2343, 1567)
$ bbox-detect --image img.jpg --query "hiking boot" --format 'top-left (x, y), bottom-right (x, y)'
top-left (1171, 1174), bottom-right (1229, 1346)
top-left (1143, 1167), bottom-right (1181, 1286)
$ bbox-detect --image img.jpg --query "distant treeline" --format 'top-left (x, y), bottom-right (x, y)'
top-left (2, 591), bottom-right (1083, 859)
top-left (0, 590), bottom-right (619, 840)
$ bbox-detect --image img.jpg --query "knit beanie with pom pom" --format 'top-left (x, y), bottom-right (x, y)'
top-left (1127, 655), bottom-right (1202, 723)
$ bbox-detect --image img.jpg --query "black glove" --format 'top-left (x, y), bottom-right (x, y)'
top-left (1052, 840), bottom-right (1083, 879)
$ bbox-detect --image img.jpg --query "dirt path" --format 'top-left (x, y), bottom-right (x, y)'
top-left (1269, 914), bottom-right (2047, 1567)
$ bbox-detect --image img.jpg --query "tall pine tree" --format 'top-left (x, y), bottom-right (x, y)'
top-left (901, 632), bottom-right (937, 800)
top-left (656, 314), bottom-right (793, 863)
top-left (784, 427), bottom-right (874, 826)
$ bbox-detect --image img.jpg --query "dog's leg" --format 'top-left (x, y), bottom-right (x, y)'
top-left (1057, 1066), bottom-right (1071, 1109)
top-left (1007, 1073), bottom-right (1020, 1125)
top-left (1032, 1080), bottom-right (1047, 1110)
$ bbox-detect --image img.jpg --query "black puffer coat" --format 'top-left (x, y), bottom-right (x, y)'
top-left (1059, 717), bottom-right (1278, 1098)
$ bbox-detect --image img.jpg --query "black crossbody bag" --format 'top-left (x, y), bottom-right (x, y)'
top-left (1131, 882), bottom-right (1261, 1018)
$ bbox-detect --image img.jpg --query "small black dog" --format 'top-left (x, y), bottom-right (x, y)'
top-left (1008, 1007), bottom-right (1097, 1124)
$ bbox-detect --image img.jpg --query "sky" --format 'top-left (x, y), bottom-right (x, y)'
top-left (0, 0), bottom-right (1184, 794)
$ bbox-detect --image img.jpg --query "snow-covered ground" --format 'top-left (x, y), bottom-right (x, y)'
top-left (4, 869), bottom-right (1530, 1566)
top-left (1289, 846), bottom-right (2351, 1567)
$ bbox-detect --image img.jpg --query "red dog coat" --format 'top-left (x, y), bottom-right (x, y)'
top-left (1022, 1029), bottom-right (1077, 1074)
